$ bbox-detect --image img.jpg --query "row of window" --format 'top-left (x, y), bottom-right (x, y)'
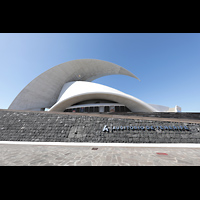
top-left (64, 106), bottom-right (131, 113)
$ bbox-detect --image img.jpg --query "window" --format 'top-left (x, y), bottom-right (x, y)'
top-left (105, 106), bottom-right (109, 112)
top-left (115, 106), bottom-right (119, 112)
top-left (94, 107), bottom-right (99, 112)
top-left (120, 106), bottom-right (125, 112)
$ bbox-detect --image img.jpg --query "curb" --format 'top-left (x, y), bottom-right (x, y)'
top-left (1, 141), bottom-right (200, 148)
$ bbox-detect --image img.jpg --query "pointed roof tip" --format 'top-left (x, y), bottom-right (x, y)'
top-left (130, 74), bottom-right (141, 81)
top-left (119, 66), bottom-right (141, 81)
top-left (137, 77), bottom-right (141, 81)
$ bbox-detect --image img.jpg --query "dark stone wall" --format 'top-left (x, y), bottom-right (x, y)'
top-left (0, 109), bottom-right (200, 143)
top-left (106, 112), bottom-right (200, 120)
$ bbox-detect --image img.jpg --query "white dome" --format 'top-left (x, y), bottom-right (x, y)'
top-left (49, 81), bottom-right (157, 112)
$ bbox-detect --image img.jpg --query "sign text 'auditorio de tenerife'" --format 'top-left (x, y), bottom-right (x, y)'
top-left (102, 124), bottom-right (189, 132)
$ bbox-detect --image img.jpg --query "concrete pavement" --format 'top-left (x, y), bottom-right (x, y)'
top-left (1, 142), bottom-right (200, 166)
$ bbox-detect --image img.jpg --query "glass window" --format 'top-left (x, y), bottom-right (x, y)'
top-left (94, 107), bottom-right (99, 112)
top-left (115, 106), bottom-right (119, 112)
top-left (105, 106), bottom-right (109, 112)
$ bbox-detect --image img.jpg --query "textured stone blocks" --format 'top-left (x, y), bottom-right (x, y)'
top-left (0, 109), bottom-right (200, 143)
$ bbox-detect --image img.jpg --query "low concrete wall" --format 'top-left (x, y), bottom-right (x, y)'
top-left (0, 109), bottom-right (200, 143)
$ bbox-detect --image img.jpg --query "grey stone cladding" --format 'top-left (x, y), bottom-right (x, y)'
top-left (107, 112), bottom-right (200, 120)
top-left (0, 109), bottom-right (200, 143)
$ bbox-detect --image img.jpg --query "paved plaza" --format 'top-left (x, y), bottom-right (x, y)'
top-left (0, 142), bottom-right (200, 166)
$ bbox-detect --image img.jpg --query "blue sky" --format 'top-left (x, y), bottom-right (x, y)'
top-left (0, 33), bottom-right (200, 112)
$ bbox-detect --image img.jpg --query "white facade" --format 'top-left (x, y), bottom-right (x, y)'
top-left (8, 59), bottom-right (181, 113)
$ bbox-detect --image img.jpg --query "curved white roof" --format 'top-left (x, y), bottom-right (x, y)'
top-left (49, 81), bottom-right (157, 112)
top-left (8, 59), bottom-right (139, 111)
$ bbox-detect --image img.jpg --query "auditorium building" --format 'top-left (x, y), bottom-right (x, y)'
top-left (8, 59), bottom-right (181, 113)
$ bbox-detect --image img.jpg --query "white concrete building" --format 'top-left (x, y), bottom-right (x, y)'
top-left (9, 59), bottom-right (181, 113)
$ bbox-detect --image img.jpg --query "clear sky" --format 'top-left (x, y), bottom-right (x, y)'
top-left (0, 33), bottom-right (200, 112)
